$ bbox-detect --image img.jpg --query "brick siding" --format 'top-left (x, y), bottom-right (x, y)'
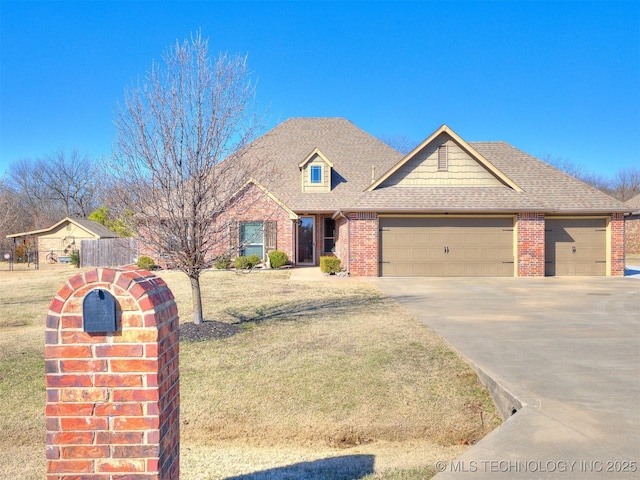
top-left (610, 213), bottom-right (625, 275)
top-left (517, 213), bottom-right (546, 277)
top-left (213, 183), bottom-right (295, 263)
top-left (625, 215), bottom-right (640, 255)
top-left (348, 212), bottom-right (379, 276)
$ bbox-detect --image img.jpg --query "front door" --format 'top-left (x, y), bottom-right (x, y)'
top-left (297, 217), bottom-right (315, 265)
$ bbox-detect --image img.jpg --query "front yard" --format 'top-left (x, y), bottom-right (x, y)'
top-left (0, 265), bottom-right (500, 479)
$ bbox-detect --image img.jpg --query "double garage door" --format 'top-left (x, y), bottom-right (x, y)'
top-left (379, 217), bottom-right (515, 277)
top-left (379, 217), bottom-right (608, 277)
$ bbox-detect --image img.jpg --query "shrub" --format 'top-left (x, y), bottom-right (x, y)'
top-left (320, 256), bottom-right (341, 274)
top-left (268, 250), bottom-right (289, 268)
top-left (234, 256), bottom-right (249, 269)
top-left (247, 254), bottom-right (262, 268)
top-left (137, 255), bottom-right (156, 270)
top-left (214, 255), bottom-right (231, 270)
top-left (70, 250), bottom-right (80, 268)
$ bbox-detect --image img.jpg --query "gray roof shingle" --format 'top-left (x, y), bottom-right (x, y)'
top-left (248, 118), bottom-right (628, 214)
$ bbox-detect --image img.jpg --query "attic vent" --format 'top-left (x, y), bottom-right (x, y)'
top-left (438, 145), bottom-right (448, 171)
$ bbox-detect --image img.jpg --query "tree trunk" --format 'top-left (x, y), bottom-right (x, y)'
top-left (190, 275), bottom-right (204, 325)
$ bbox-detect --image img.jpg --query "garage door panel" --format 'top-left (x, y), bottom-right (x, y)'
top-left (380, 217), bottom-right (514, 277)
top-left (545, 219), bottom-right (606, 276)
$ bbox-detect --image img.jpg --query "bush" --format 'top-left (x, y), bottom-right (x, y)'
top-left (137, 255), bottom-right (156, 270)
top-left (320, 256), bottom-right (341, 274)
top-left (247, 254), bottom-right (261, 268)
top-left (268, 250), bottom-right (289, 269)
top-left (234, 256), bottom-right (249, 269)
top-left (214, 255), bottom-right (231, 270)
top-left (70, 250), bottom-right (80, 268)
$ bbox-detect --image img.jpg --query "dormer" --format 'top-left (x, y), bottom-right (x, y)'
top-left (299, 148), bottom-right (333, 192)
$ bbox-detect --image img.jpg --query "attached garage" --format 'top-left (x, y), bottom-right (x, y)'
top-left (379, 217), bottom-right (515, 277)
top-left (545, 218), bottom-right (607, 276)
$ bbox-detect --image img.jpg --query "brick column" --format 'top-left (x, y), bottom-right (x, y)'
top-left (610, 213), bottom-right (625, 276)
top-left (349, 212), bottom-right (379, 276)
top-left (517, 212), bottom-right (545, 277)
top-left (45, 268), bottom-right (179, 480)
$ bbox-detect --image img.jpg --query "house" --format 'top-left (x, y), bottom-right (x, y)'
top-left (6, 217), bottom-right (119, 263)
top-left (625, 193), bottom-right (640, 256)
top-left (219, 118), bottom-right (629, 277)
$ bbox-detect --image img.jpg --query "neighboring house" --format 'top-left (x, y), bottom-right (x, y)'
top-left (217, 118), bottom-right (630, 277)
top-left (6, 217), bottom-right (120, 263)
top-left (625, 193), bottom-right (640, 256)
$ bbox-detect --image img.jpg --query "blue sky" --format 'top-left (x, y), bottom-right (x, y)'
top-left (1, 1), bottom-right (638, 178)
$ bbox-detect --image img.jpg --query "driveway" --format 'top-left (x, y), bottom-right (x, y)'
top-left (371, 276), bottom-right (640, 478)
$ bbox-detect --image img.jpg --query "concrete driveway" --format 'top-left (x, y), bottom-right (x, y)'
top-left (371, 276), bottom-right (640, 478)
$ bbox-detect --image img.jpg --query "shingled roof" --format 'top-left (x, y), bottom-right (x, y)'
top-left (248, 118), bottom-right (628, 214)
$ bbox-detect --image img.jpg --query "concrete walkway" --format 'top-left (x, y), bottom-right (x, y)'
top-left (371, 275), bottom-right (640, 479)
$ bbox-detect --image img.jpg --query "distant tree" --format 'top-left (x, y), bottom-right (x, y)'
top-left (0, 177), bottom-right (20, 251)
top-left (8, 151), bottom-right (101, 229)
top-left (88, 205), bottom-right (135, 237)
top-left (378, 134), bottom-right (417, 155)
top-left (110, 32), bottom-right (267, 325)
top-left (610, 167), bottom-right (640, 202)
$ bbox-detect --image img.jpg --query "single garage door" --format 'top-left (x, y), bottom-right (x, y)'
top-left (379, 217), bottom-right (515, 277)
top-left (545, 218), bottom-right (607, 276)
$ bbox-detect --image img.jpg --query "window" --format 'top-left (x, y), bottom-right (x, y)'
top-left (323, 218), bottom-right (336, 253)
top-left (310, 165), bottom-right (322, 184)
top-left (233, 221), bottom-right (276, 258)
top-left (438, 145), bottom-right (448, 171)
top-left (240, 222), bottom-right (264, 257)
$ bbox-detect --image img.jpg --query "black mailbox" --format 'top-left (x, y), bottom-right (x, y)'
top-left (82, 289), bottom-right (117, 333)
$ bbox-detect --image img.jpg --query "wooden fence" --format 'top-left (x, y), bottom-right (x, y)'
top-left (80, 238), bottom-right (139, 268)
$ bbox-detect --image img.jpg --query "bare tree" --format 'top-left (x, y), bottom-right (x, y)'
top-left (111, 32), bottom-right (265, 324)
top-left (8, 151), bottom-right (100, 229)
top-left (378, 134), bottom-right (417, 155)
top-left (610, 167), bottom-right (640, 202)
top-left (0, 177), bottom-right (20, 250)
top-left (42, 150), bottom-right (100, 217)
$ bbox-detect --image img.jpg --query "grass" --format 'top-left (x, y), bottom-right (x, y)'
top-left (0, 264), bottom-right (503, 479)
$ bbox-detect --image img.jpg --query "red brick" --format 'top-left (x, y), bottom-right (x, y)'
top-left (113, 417), bottom-right (158, 430)
top-left (96, 431), bottom-right (144, 444)
top-left (84, 269), bottom-right (99, 283)
top-left (46, 403), bottom-right (95, 416)
top-left (112, 389), bottom-right (159, 402)
top-left (45, 345), bottom-right (92, 359)
top-left (61, 315), bottom-right (83, 329)
top-left (47, 431), bottom-right (95, 445)
top-left (114, 329), bottom-right (157, 343)
top-left (96, 459), bottom-right (145, 473)
top-left (60, 417), bottom-right (108, 431)
top-left (50, 297), bottom-right (65, 314)
top-left (47, 460), bottom-right (93, 473)
top-left (112, 445), bottom-right (159, 458)
top-left (57, 282), bottom-right (74, 300)
top-left (47, 375), bottom-right (93, 388)
top-left (68, 274), bottom-right (86, 290)
top-left (110, 359), bottom-right (158, 373)
top-left (61, 445), bottom-right (109, 459)
top-left (94, 374), bottom-right (143, 387)
top-left (95, 403), bottom-right (143, 416)
top-left (59, 388), bottom-right (108, 403)
top-left (46, 445), bottom-right (60, 460)
top-left (99, 269), bottom-right (116, 283)
top-left (95, 344), bottom-right (144, 357)
top-left (60, 360), bottom-right (107, 373)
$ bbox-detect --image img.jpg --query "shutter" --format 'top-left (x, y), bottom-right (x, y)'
top-left (229, 220), bottom-right (239, 256)
top-left (264, 221), bottom-right (277, 253)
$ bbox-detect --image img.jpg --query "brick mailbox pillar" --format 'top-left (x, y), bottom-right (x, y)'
top-left (45, 268), bottom-right (179, 479)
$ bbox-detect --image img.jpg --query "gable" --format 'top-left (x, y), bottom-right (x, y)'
top-left (379, 133), bottom-right (505, 188)
top-left (369, 125), bottom-right (522, 192)
top-left (299, 148), bottom-right (333, 193)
